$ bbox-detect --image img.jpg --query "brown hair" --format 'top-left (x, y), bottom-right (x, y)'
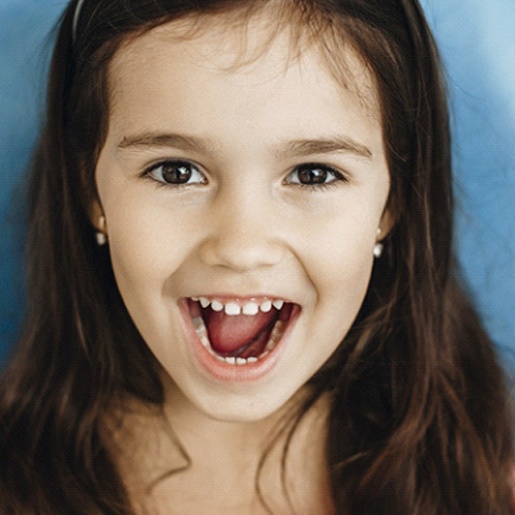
top-left (0, 0), bottom-right (513, 513)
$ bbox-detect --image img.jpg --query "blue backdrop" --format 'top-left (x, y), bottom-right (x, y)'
top-left (1, 1), bottom-right (514, 368)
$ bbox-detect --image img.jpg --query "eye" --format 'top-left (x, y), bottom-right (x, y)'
top-left (145, 160), bottom-right (206, 186)
top-left (284, 163), bottom-right (346, 188)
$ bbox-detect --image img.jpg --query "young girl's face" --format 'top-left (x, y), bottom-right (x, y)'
top-left (94, 14), bottom-right (391, 423)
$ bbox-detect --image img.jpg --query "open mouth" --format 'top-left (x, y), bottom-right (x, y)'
top-left (187, 297), bottom-right (295, 365)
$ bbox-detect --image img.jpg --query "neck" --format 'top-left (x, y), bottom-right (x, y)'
top-left (105, 378), bottom-right (333, 514)
top-left (162, 376), bottom-right (298, 469)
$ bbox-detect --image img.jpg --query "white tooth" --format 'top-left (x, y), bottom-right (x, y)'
top-left (272, 300), bottom-right (284, 310)
top-left (225, 302), bottom-right (241, 316)
top-left (271, 320), bottom-right (286, 340)
top-left (260, 300), bottom-right (272, 313)
top-left (247, 357), bottom-right (258, 364)
top-left (215, 355), bottom-right (226, 362)
top-left (200, 335), bottom-right (211, 349)
top-left (199, 297), bottom-right (210, 308)
top-left (192, 316), bottom-right (206, 332)
top-left (236, 357), bottom-right (247, 365)
top-left (192, 316), bottom-right (203, 329)
top-left (191, 296), bottom-right (199, 301)
top-left (211, 300), bottom-right (224, 312)
top-left (242, 302), bottom-right (259, 316)
top-left (196, 327), bottom-right (208, 339)
top-left (225, 356), bottom-right (236, 365)
top-left (266, 320), bottom-right (286, 351)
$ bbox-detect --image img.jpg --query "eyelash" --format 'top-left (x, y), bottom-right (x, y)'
top-left (142, 160), bottom-right (347, 190)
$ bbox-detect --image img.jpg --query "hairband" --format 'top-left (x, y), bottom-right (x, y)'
top-left (72, 0), bottom-right (86, 43)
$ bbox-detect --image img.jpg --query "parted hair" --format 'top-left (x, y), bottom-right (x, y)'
top-left (0, 0), bottom-right (513, 513)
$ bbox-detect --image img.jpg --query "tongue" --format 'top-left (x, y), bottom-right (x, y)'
top-left (203, 309), bottom-right (278, 355)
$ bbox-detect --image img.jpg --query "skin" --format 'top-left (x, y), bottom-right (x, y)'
top-left (94, 12), bottom-right (391, 513)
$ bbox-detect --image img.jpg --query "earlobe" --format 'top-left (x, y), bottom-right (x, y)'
top-left (89, 201), bottom-right (108, 246)
top-left (373, 210), bottom-right (395, 258)
top-left (95, 216), bottom-right (108, 246)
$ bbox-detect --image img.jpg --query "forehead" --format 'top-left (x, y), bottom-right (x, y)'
top-left (103, 10), bottom-right (384, 162)
top-left (108, 10), bottom-right (381, 117)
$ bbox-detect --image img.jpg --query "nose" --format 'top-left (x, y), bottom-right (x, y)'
top-left (198, 187), bottom-right (286, 272)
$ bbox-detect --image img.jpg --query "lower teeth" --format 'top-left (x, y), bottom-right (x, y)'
top-left (192, 317), bottom-right (286, 365)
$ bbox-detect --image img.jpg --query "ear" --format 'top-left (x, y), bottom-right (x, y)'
top-left (377, 208), bottom-right (395, 241)
top-left (89, 199), bottom-right (105, 232)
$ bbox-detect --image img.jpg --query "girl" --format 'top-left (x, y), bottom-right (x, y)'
top-left (0, 0), bottom-right (513, 513)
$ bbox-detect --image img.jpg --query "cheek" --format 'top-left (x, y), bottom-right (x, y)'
top-left (104, 208), bottom-right (198, 351)
top-left (298, 204), bottom-right (378, 338)
top-left (311, 231), bottom-right (373, 307)
top-left (106, 183), bottom-right (198, 262)
top-left (103, 195), bottom-right (200, 311)
top-left (302, 207), bottom-right (377, 280)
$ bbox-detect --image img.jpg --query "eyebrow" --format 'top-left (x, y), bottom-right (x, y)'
top-left (118, 133), bottom-right (214, 153)
top-left (117, 132), bottom-right (373, 159)
top-left (279, 137), bottom-right (373, 160)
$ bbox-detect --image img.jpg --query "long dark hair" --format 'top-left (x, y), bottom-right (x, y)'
top-left (0, 0), bottom-right (513, 513)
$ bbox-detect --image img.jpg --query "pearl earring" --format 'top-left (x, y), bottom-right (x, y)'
top-left (373, 242), bottom-right (384, 258)
top-left (96, 216), bottom-right (107, 246)
top-left (373, 227), bottom-right (383, 258)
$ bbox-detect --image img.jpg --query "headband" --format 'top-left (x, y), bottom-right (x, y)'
top-left (72, 0), bottom-right (86, 43)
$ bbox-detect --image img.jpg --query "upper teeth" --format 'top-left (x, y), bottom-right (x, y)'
top-left (193, 297), bottom-right (286, 316)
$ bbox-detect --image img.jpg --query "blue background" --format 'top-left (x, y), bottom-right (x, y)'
top-left (1, 1), bottom-right (514, 369)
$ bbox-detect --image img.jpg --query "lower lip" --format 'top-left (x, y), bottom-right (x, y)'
top-left (178, 299), bottom-right (300, 383)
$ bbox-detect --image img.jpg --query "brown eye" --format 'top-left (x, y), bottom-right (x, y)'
top-left (147, 161), bottom-right (206, 185)
top-left (285, 164), bottom-right (345, 187)
top-left (297, 166), bottom-right (329, 184)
